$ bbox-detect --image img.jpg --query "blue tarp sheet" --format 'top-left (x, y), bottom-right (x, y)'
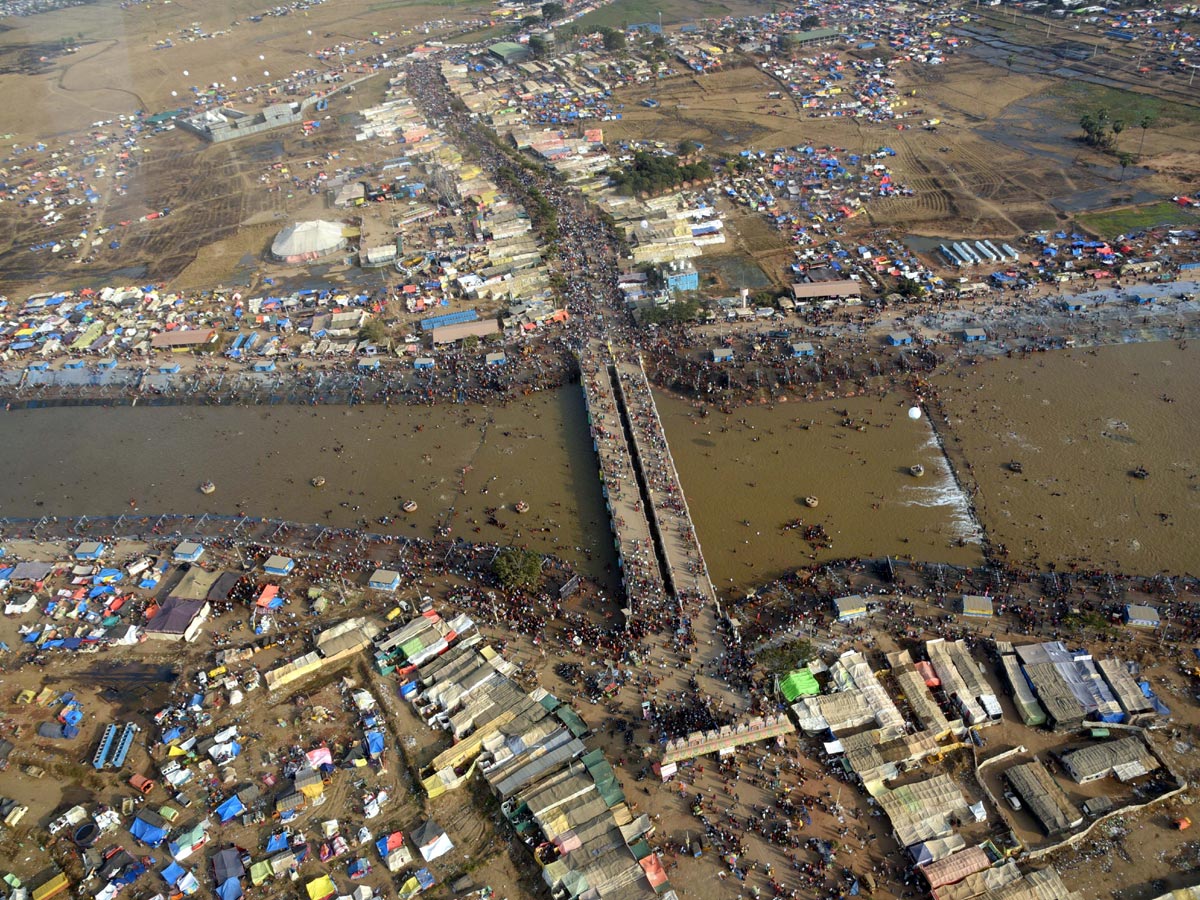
top-left (130, 815), bottom-right (168, 847)
top-left (216, 795), bottom-right (246, 823)
top-left (161, 862), bottom-right (186, 886)
top-left (216, 879), bottom-right (243, 900)
top-left (365, 731), bottom-right (385, 756)
top-left (266, 833), bottom-right (290, 853)
top-left (1138, 681), bottom-right (1171, 716)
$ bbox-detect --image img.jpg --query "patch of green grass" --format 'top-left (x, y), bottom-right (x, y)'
top-left (1076, 201), bottom-right (1196, 238)
top-left (1049, 81), bottom-right (1200, 128)
top-left (565, 0), bottom-right (757, 33)
top-left (445, 23), bottom-right (512, 44)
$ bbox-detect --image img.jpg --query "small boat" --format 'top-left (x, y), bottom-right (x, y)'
top-left (1130, 466), bottom-right (1149, 479)
top-left (199, 481), bottom-right (216, 495)
top-left (1008, 461), bottom-right (1023, 474)
top-left (803, 496), bottom-right (819, 508)
top-left (909, 464), bottom-right (925, 477)
top-left (402, 500), bottom-right (418, 513)
top-left (514, 501), bottom-right (530, 514)
top-left (310, 476), bottom-right (326, 488)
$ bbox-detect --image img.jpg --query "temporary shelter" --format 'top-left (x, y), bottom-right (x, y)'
top-left (264, 556), bottom-right (295, 576)
top-left (271, 221), bottom-right (347, 264)
top-left (368, 570), bottom-right (401, 592)
top-left (411, 820), bottom-right (453, 862)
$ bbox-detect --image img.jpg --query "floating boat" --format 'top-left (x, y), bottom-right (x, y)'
top-left (1008, 461), bottom-right (1023, 474)
top-left (199, 481), bottom-right (216, 495)
top-left (803, 496), bottom-right (819, 508)
top-left (310, 476), bottom-right (326, 488)
top-left (909, 464), bottom-right (925, 477)
top-left (514, 501), bottom-right (530, 514)
top-left (1131, 466), bottom-right (1149, 479)
top-left (402, 500), bottom-right (418, 513)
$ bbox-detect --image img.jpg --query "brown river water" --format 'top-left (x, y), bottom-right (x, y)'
top-left (933, 341), bottom-right (1200, 577)
top-left (0, 342), bottom-right (1190, 592)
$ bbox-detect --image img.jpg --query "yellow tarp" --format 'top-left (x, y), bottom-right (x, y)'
top-left (305, 875), bottom-right (336, 900)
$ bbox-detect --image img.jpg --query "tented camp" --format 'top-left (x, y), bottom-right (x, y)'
top-left (1060, 736), bottom-right (1161, 784)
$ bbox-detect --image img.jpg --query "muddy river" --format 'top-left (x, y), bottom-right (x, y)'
top-left (935, 341), bottom-right (1200, 576)
top-left (0, 342), bottom-right (1188, 595)
top-left (656, 393), bottom-right (984, 593)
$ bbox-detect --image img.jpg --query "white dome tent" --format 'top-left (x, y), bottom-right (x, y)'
top-left (270, 220), bottom-right (347, 264)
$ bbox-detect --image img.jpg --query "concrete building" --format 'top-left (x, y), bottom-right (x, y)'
top-left (178, 102), bottom-right (303, 143)
top-left (488, 42), bottom-right (531, 65)
top-left (962, 328), bottom-right (988, 343)
top-left (886, 331), bottom-right (913, 346)
top-left (958, 595), bottom-right (993, 618)
top-left (790, 280), bottom-right (861, 303)
top-left (663, 260), bottom-right (699, 293)
top-left (833, 595), bottom-right (868, 622)
top-left (369, 569), bottom-right (402, 592)
top-left (151, 329), bottom-right (217, 351)
top-left (711, 347), bottom-right (734, 363)
top-left (790, 342), bottom-right (815, 358)
top-left (429, 319), bottom-right (500, 345)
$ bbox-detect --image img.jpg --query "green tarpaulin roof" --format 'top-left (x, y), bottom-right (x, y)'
top-left (780, 669), bottom-right (820, 702)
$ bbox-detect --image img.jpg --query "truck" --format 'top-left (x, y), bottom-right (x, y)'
top-left (48, 804), bottom-right (87, 835)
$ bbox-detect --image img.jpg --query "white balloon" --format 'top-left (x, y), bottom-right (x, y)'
top-left (183, 69), bottom-right (189, 76)
top-left (907, 406), bottom-right (922, 420)
top-left (231, 76), bottom-right (238, 82)
top-left (171, 90), bottom-right (177, 97)
top-left (307, 29), bottom-right (313, 35)
top-left (264, 70), bottom-right (270, 76)
top-left (259, 54), bottom-right (266, 60)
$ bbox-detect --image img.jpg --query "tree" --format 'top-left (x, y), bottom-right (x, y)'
top-left (492, 548), bottom-right (543, 589)
top-left (1118, 151), bottom-right (1134, 183)
top-left (358, 319), bottom-right (387, 345)
top-left (520, 14), bottom-right (542, 29)
top-left (1111, 118), bottom-right (1125, 146)
top-left (1137, 114), bottom-right (1154, 160)
top-left (541, 1), bottom-right (564, 21)
top-left (528, 33), bottom-right (548, 56)
top-left (799, 14), bottom-right (821, 29)
top-left (677, 139), bottom-right (699, 156)
top-left (599, 26), bottom-right (626, 51)
top-left (1005, 52), bottom-right (1016, 74)
top-left (463, 334), bottom-right (480, 351)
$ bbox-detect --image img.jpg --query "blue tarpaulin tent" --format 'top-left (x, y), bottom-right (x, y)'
top-left (266, 832), bottom-right (290, 854)
top-left (161, 862), bottom-right (187, 886)
top-left (365, 731), bottom-right (385, 756)
top-left (217, 879), bottom-right (243, 900)
top-left (216, 795), bottom-right (246, 823)
top-left (130, 814), bottom-right (168, 847)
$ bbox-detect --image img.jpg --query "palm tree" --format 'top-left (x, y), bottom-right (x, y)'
top-left (1137, 115), bottom-right (1153, 160)
top-left (1118, 152), bottom-right (1134, 183)
top-left (1111, 119), bottom-right (1125, 147)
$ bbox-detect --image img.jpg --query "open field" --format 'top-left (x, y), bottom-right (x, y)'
top-left (604, 55), bottom-right (1200, 250)
top-left (1077, 201), bottom-right (1198, 239)
top-left (566, 0), bottom-right (766, 33)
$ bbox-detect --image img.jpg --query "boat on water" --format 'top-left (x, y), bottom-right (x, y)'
top-left (803, 496), bottom-right (819, 508)
top-left (909, 464), bottom-right (925, 477)
top-left (402, 500), bottom-right (418, 513)
top-left (199, 481), bottom-right (216, 495)
top-left (1008, 461), bottom-right (1023, 474)
top-left (1130, 466), bottom-right (1149, 479)
top-left (514, 501), bottom-right (530, 514)
top-left (311, 476), bottom-right (326, 488)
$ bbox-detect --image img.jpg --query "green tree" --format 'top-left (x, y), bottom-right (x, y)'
top-left (520, 14), bottom-right (542, 29)
top-left (1117, 151), bottom-right (1134, 183)
top-left (1005, 52), bottom-right (1016, 74)
top-left (528, 33), bottom-right (548, 56)
top-left (541, 1), bottom-right (564, 21)
top-left (492, 548), bottom-right (543, 589)
top-left (463, 334), bottom-right (480, 351)
top-left (358, 319), bottom-right (387, 345)
top-left (599, 26), bottom-right (626, 51)
top-left (677, 139), bottom-right (699, 156)
top-left (799, 14), bottom-right (820, 28)
top-left (1111, 118), bottom-right (1125, 147)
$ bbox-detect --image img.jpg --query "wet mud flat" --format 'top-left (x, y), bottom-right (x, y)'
top-left (933, 342), bottom-right (1200, 575)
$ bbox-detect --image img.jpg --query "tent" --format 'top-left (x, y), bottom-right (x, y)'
top-left (365, 731), bottom-right (385, 757)
top-left (216, 879), bottom-right (243, 900)
top-left (169, 820), bottom-right (209, 861)
top-left (249, 861), bottom-right (272, 887)
top-left (216, 795), bottom-right (246, 823)
top-left (129, 812), bottom-right (169, 847)
top-left (265, 832), bottom-right (290, 854)
top-left (411, 820), bottom-right (453, 862)
top-left (212, 849), bottom-right (246, 883)
top-left (305, 875), bottom-right (337, 900)
top-left (780, 669), bottom-right (820, 702)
